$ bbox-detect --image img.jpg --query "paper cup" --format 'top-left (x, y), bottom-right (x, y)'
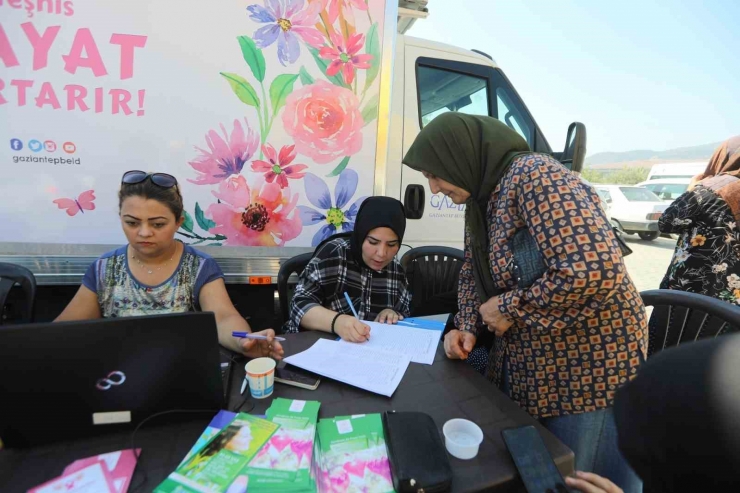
top-left (245, 358), bottom-right (276, 399)
top-left (443, 419), bottom-right (484, 460)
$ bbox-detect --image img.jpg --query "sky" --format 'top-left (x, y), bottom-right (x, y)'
top-left (407, 0), bottom-right (740, 156)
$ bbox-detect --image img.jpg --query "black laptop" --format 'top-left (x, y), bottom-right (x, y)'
top-left (0, 312), bottom-right (225, 448)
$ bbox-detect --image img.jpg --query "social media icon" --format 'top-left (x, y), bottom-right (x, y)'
top-left (44, 140), bottom-right (57, 152)
top-left (28, 140), bottom-right (43, 152)
top-left (10, 139), bottom-right (23, 151)
top-left (62, 141), bottom-right (76, 154)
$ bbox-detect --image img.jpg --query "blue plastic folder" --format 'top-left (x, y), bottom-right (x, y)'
top-left (396, 317), bottom-right (446, 331)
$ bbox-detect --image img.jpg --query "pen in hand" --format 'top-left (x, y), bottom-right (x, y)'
top-left (343, 292), bottom-right (370, 341)
top-left (231, 331), bottom-right (286, 342)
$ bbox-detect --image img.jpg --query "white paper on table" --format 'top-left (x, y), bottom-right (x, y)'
top-left (337, 321), bottom-right (439, 365)
top-left (284, 339), bottom-right (410, 397)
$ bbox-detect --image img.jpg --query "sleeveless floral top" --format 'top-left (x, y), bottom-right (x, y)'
top-left (82, 243), bottom-right (223, 317)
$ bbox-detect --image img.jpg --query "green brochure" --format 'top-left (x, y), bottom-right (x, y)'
top-left (155, 413), bottom-right (279, 493)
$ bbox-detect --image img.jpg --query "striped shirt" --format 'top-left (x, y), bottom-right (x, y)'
top-left (286, 237), bottom-right (411, 333)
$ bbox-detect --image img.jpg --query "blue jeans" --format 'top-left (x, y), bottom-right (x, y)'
top-left (541, 409), bottom-right (642, 493)
top-left (501, 356), bottom-right (641, 493)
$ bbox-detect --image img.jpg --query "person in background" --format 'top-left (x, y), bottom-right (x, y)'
top-left (403, 113), bottom-right (646, 492)
top-left (55, 170), bottom-right (283, 360)
top-left (613, 334), bottom-right (740, 492)
top-left (657, 136), bottom-right (740, 303)
top-left (286, 196), bottom-right (411, 341)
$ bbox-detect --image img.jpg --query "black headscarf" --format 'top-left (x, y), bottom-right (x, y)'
top-left (614, 335), bottom-right (740, 492)
top-left (349, 197), bottom-right (406, 269)
top-left (402, 112), bottom-right (530, 302)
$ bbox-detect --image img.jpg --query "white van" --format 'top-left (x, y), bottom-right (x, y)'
top-left (647, 162), bottom-right (706, 181)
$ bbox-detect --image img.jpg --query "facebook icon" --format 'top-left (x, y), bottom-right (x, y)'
top-left (10, 139), bottom-right (23, 151)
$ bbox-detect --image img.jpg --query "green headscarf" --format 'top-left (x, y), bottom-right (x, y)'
top-left (402, 112), bottom-right (530, 302)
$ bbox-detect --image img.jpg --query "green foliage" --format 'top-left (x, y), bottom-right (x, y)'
top-left (581, 167), bottom-right (649, 185)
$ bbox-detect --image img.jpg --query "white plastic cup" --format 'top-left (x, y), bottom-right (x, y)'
top-left (443, 419), bottom-right (484, 460)
top-left (245, 358), bottom-right (276, 399)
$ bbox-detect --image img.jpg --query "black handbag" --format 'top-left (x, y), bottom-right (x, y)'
top-left (382, 411), bottom-right (453, 493)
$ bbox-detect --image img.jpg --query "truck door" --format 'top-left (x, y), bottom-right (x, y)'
top-left (400, 46), bottom-right (543, 249)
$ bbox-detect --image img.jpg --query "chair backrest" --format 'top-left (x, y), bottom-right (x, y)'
top-left (642, 289), bottom-right (740, 357)
top-left (277, 253), bottom-right (314, 326)
top-left (0, 262), bottom-right (37, 325)
top-left (401, 246), bottom-right (465, 317)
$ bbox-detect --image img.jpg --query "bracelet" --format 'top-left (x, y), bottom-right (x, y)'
top-left (330, 313), bottom-right (342, 335)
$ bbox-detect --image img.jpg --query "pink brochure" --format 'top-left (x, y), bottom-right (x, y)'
top-left (28, 462), bottom-right (117, 493)
top-left (62, 449), bottom-right (140, 493)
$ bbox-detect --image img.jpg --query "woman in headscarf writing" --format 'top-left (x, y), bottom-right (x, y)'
top-left (285, 197), bottom-right (411, 342)
top-left (657, 136), bottom-right (740, 306)
top-left (403, 113), bottom-right (646, 492)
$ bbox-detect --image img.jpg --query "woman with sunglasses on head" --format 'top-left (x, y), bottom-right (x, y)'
top-left (55, 171), bottom-right (284, 361)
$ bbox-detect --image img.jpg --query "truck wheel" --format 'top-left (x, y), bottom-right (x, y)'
top-left (638, 232), bottom-right (659, 241)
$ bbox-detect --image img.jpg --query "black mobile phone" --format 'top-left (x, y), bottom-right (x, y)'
top-left (274, 364), bottom-right (321, 390)
top-left (501, 425), bottom-right (571, 493)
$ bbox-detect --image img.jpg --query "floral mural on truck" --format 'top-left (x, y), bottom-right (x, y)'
top-left (179, 0), bottom-right (384, 247)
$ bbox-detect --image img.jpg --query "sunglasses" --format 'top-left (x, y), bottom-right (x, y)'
top-left (121, 170), bottom-right (178, 189)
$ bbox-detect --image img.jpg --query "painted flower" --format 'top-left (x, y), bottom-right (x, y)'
top-left (728, 274), bottom-right (740, 290)
top-left (247, 0), bottom-right (323, 66)
top-left (207, 174), bottom-right (302, 246)
top-left (283, 80), bottom-right (363, 164)
top-left (734, 289), bottom-right (740, 301)
top-left (298, 169), bottom-right (365, 246)
top-left (251, 144), bottom-right (308, 189)
top-left (712, 263), bottom-right (729, 274)
top-left (320, 32), bottom-right (373, 85)
top-left (325, 0), bottom-right (368, 24)
top-left (690, 234), bottom-right (707, 247)
top-left (188, 119), bottom-right (259, 185)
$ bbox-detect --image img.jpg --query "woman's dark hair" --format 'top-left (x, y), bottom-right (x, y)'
top-left (118, 178), bottom-right (184, 220)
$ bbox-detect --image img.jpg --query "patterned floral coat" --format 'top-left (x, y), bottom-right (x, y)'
top-left (658, 182), bottom-right (740, 304)
top-left (455, 153), bottom-right (648, 419)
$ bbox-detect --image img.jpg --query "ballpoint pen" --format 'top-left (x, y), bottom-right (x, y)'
top-left (231, 331), bottom-right (286, 341)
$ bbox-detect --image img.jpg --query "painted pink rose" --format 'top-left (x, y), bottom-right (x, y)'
top-left (282, 80), bottom-right (363, 165)
top-left (207, 174), bottom-right (302, 246)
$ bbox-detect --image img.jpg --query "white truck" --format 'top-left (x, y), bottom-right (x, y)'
top-left (0, 0), bottom-right (585, 324)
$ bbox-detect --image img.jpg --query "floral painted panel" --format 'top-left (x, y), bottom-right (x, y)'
top-left (179, 0), bottom-right (386, 247)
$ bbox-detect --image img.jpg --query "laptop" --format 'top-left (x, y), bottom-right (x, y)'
top-left (0, 312), bottom-right (225, 448)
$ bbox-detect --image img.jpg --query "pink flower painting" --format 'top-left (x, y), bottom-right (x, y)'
top-left (320, 32), bottom-right (373, 85)
top-left (207, 174), bottom-right (302, 246)
top-left (251, 143), bottom-right (308, 189)
top-left (282, 80), bottom-right (363, 164)
top-left (188, 119), bottom-right (259, 185)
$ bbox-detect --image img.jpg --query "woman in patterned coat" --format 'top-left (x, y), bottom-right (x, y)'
top-left (657, 136), bottom-right (740, 304)
top-left (403, 113), bottom-right (646, 492)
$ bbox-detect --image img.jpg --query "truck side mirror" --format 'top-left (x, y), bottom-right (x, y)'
top-left (559, 122), bottom-right (587, 173)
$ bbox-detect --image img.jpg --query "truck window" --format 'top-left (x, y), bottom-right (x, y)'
top-left (417, 65), bottom-right (490, 127)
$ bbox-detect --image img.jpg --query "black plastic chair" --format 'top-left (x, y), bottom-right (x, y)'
top-left (0, 262), bottom-right (37, 325)
top-left (642, 289), bottom-right (740, 357)
top-left (401, 246), bottom-right (465, 317)
top-left (277, 253), bottom-right (314, 326)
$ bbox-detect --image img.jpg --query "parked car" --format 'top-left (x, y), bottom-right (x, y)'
top-left (594, 185), bottom-right (669, 241)
top-left (637, 178), bottom-right (691, 203)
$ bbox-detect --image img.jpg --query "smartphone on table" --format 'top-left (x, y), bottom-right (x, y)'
top-left (274, 364), bottom-right (321, 390)
top-left (501, 425), bottom-right (571, 493)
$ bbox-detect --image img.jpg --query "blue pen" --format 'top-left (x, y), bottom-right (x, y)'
top-left (232, 331), bottom-right (286, 342)
top-left (343, 292), bottom-right (360, 318)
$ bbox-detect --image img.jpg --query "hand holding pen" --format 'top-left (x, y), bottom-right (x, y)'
top-left (335, 292), bottom-right (371, 343)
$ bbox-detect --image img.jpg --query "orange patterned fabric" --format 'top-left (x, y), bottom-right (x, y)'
top-left (455, 153), bottom-right (648, 419)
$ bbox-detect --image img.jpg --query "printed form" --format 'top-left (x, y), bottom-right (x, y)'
top-left (341, 321), bottom-right (440, 365)
top-left (284, 339), bottom-right (410, 397)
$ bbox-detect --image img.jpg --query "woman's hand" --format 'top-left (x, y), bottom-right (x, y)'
top-left (565, 471), bottom-right (624, 493)
top-left (375, 309), bottom-right (403, 324)
top-left (239, 328), bottom-right (284, 361)
top-left (443, 329), bottom-right (477, 360)
top-left (336, 315), bottom-right (371, 342)
top-left (479, 295), bottom-right (514, 337)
